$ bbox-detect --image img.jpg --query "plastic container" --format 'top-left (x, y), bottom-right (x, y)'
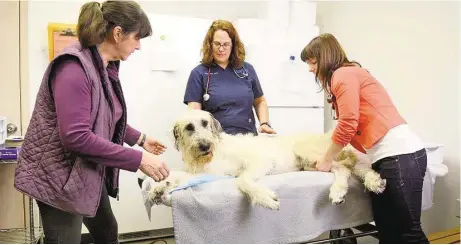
top-left (421, 143), bottom-right (447, 211)
top-left (425, 143), bottom-right (445, 166)
top-left (0, 117), bottom-right (6, 145)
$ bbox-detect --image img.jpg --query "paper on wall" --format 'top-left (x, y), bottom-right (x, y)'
top-left (52, 32), bottom-right (78, 59)
top-left (149, 34), bottom-right (180, 72)
top-left (289, 1), bottom-right (317, 27)
top-left (234, 18), bottom-right (266, 46)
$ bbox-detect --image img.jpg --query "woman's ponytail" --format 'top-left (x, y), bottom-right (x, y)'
top-left (77, 2), bottom-right (108, 49)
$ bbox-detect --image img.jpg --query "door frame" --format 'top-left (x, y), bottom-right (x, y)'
top-left (20, 0), bottom-right (29, 134)
top-left (19, 0), bottom-right (39, 233)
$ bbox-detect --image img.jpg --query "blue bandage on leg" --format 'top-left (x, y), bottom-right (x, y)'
top-left (168, 174), bottom-right (234, 194)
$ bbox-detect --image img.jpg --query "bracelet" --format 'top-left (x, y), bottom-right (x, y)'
top-left (260, 122), bottom-right (271, 128)
top-left (139, 133), bottom-right (146, 147)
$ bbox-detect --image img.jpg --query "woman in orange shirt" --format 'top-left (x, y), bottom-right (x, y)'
top-left (300, 33), bottom-right (429, 244)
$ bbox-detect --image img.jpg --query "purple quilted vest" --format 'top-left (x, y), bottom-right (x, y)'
top-left (14, 42), bottom-right (127, 217)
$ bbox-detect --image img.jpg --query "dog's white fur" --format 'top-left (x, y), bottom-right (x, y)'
top-left (144, 109), bottom-right (386, 210)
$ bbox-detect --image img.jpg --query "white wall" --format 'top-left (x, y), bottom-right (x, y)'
top-left (28, 0), bottom-right (459, 239)
top-left (316, 1), bottom-right (460, 234)
top-left (27, 0), bottom-right (268, 112)
top-left (27, 0), bottom-right (322, 235)
top-left (27, 0), bottom-right (271, 234)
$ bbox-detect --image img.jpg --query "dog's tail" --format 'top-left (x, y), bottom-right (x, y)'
top-left (136, 170), bottom-right (148, 189)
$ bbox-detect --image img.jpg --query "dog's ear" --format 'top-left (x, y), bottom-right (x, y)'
top-left (173, 124), bottom-right (181, 150)
top-left (210, 115), bottom-right (223, 136)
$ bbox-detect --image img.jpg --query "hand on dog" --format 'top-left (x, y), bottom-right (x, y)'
top-left (143, 137), bottom-right (167, 155)
top-left (315, 158), bottom-right (333, 172)
top-left (139, 151), bottom-right (170, 182)
top-left (258, 124), bottom-right (276, 134)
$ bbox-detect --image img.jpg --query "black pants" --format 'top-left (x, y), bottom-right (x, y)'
top-left (371, 148), bottom-right (429, 244)
top-left (37, 185), bottom-right (118, 244)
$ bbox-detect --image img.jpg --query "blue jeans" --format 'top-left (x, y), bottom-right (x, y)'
top-left (371, 148), bottom-right (429, 244)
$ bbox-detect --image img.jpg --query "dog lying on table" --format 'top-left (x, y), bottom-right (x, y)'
top-left (139, 109), bottom-right (386, 210)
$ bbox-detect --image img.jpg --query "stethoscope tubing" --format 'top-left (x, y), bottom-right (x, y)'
top-left (203, 66), bottom-right (248, 101)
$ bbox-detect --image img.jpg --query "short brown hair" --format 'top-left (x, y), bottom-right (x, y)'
top-left (201, 20), bottom-right (245, 69)
top-left (77, 0), bottom-right (152, 49)
top-left (300, 33), bottom-right (356, 92)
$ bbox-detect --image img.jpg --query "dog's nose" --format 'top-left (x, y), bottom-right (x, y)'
top-left (198, 142), bottom-right (211, 152)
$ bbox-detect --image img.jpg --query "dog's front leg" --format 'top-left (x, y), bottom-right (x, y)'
top-left (235, 167), bottom-right (280, 210)
top-left (352, 163), bottom-right (386, 194)
top-left (148, 171), bottom-right (193, 205)
top-left (329, 160), bottom-right (352, 205)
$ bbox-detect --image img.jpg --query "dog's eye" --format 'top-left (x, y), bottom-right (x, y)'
top-left (185, 123), bottom-right (195, 131)
top-left (201, 120), bottom-right (208, 128)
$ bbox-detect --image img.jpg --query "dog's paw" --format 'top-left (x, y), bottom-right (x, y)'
top-left (364, 172), bottom-right (387, 194)
top-left (149, 181), bottom-right (175, 205)
top-left (369, 178), bottom-right (387, 194)
top-left (251, 187), bottom-right (280, 210)
top-left (329, 185), bottom-right (347, 205)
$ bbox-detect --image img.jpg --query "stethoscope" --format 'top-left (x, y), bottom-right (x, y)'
top-left (203, 66), bottom-right (249, 102)
top-left (327, 93), bottom-right (338, 120)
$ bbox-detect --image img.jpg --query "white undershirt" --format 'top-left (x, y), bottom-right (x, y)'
top-left (364, 124), bottom-right (425, 163)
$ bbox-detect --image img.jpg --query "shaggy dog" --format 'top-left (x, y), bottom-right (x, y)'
top-left (140, 109), bottom-right (386, 210)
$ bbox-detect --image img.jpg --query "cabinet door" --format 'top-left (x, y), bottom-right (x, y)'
top-left (0, 0), bottom-right (25, 230)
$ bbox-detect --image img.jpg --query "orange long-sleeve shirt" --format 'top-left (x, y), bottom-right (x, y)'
top-left (330, 66), bottom-right (406, 153)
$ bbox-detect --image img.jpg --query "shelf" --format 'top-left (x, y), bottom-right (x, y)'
top-left (0, 162), bottom-right (43, 243)
top-left (0, 227), bottom-right (43, 244)
top-left (0, 160), bottom-right (17, 164)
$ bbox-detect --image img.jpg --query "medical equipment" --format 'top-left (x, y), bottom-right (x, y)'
top-left (326, 93), bottom-right (338, 120)
top-left (203, 68), bottom-right (210, 101)
top-left (203, 68), bottom-right (211, 101)
top-left (141, 174), bottom-right (234, 215)
top-left (233, 66), bottom-right (249, 79)
top-left (168, 174), bottom-right (234, 195)
top-left (203, 66), bottom-right (249, 102)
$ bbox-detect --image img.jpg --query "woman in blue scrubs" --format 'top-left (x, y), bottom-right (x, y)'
top-left (184, 20), bottom-right (275, 136)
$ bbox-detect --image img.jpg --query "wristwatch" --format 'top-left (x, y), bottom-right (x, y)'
top-left (139, 133), bottom-right (146, 147)
top-left (260, 122), bottom-right (272, 128)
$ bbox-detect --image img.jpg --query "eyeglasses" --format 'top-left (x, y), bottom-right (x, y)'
top-left (212, 41), bottom-right (232, 50)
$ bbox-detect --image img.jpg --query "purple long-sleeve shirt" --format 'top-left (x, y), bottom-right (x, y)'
top-left (51, 58), bottom-right (142, 172)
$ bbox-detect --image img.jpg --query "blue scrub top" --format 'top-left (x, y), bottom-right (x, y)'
top-left (183, 62), bottom-right (264, 136)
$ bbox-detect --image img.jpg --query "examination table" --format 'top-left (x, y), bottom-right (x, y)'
top-left (141, 144), bottom-right (447, 244)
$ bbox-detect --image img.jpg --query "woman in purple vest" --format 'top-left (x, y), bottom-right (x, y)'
top-left (14, 1), bottom-right (170, 243)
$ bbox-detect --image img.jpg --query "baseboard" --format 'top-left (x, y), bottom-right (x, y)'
top-left (81, 228), bottom-right (175, 244)
top-left (428, 226), bottom-right (460, 244)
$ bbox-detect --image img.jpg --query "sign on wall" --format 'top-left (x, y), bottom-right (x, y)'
top-left (47, 23), bottom-right (77, 61)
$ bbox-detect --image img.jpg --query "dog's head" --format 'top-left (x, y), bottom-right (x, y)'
top-left (172, 109), bottom-right (223, 172)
